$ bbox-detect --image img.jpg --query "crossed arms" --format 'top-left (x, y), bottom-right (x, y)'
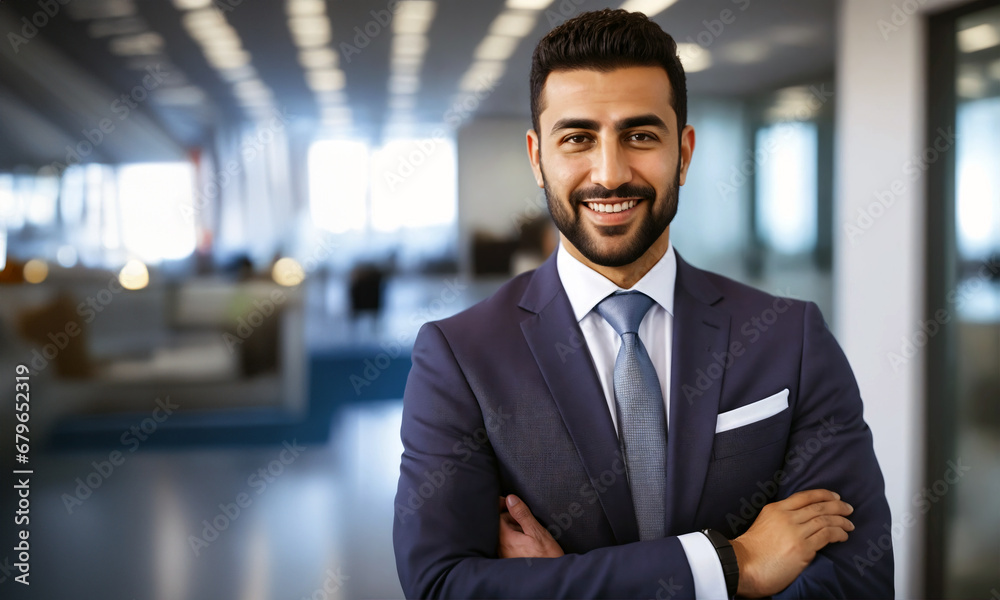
top-left (393, 303), bottom-right (894, 599)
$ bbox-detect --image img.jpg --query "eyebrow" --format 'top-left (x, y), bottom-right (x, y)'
top-left (549, 114), bottom-right (670, 135)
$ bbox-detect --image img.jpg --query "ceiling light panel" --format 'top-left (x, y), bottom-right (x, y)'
top-left (617, 0), bottom-right (679, 17)
top-left (490, 11), bottom-right (536, 37)
top-left (505, 0), bottom-right (554, 10)
top-left (475, 35), bottom-right (519, 61)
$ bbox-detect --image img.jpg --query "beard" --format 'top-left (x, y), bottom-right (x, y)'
top-left (542, 160), bottom-right (680, 268)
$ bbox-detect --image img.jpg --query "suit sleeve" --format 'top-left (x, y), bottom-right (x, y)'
top-left (773, 301), bottom-right (894, 599)
top-left (393, 322), bottom-right (698, 599)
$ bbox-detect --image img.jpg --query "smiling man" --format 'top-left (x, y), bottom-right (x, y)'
top-left (393, 9), bottom-right (892, 599)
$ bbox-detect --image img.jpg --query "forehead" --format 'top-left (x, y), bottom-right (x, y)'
top-left (538, 66), bottom-right (674, 131)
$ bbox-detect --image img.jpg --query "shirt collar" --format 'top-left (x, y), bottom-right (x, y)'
top-left (555, 237), bottom-right (677, 323)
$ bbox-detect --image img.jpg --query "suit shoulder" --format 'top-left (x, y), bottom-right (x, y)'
top-left (690, 264), bottom-right (816, 324)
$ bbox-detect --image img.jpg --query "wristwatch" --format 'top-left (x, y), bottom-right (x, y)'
top-left (701, 529), bottom-right (739, 599)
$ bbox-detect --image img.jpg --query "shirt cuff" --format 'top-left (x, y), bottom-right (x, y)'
top-left (677, 531), bottom-right (730, 600)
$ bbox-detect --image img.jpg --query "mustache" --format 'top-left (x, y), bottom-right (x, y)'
top-left (569, 183), bottom-right (657, 205)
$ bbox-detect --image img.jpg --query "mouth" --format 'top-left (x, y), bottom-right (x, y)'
top-left (581, 199), bottom-right (644, 224)
top-left (583, 198), bottom-right (641, 213)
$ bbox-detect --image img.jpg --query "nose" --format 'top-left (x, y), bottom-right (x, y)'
top-left (591, 139), bottom-right (632, 191)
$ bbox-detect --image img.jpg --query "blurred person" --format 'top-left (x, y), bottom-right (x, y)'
top-left (394, 9), bottom-right (892, 599)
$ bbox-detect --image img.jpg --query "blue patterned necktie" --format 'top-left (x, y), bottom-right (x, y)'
top-left (595, 291), bottom-right (667, 540)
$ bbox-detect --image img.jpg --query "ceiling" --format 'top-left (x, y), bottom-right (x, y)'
top-left (0, 0), bottom-right (836, 167)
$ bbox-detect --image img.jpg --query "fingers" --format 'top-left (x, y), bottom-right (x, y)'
top-left (804, 524), bottom-right (851, 552)
top-left (792, 499), bottom-right (854, 523)
top-left (506, 495), bottom-right (534, 525)
top-left (500, 512), bottom-right (524, 534)
top-left (782, 489), bottom-right (841, 511)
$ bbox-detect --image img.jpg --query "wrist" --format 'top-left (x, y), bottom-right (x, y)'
top-left (730, 536), bottom-right (756, 598)
top-left (701, 529), bottom-right (739, 599)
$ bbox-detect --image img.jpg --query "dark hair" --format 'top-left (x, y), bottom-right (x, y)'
top-left (529, 9), bottom-right (687, 138)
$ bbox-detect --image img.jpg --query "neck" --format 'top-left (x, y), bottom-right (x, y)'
top-left (561, 227), bottom-right (671, 289)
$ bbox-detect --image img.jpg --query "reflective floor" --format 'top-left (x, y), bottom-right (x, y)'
top-left (3, 401), bottom-right (406, 600)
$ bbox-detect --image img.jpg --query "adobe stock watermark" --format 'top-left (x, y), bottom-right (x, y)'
top-left (25, 270), bottom-right (141, 375)
top-left (349, 277), bottom-right (467, 395)
top-left (886, 256), bottom-right (1000, 372)
top-left (543, 0), bottom-right (594, 27)
top-left (723, 416), bottom-right (846, 536)
top-left (61, 396), bottom-right (179, 514)
top-left (876, 0), bottom-right (932, 41)
top-left (380, 75), bottom-right (500, 193)
top-left (222, 235), bottom-right (338, 353)
top-left (36, 65), bottom-right (170, 178)
top-left (852, 458), bottom-right (971, 575)
top-left (681, 291), bottom-right (798, 405)
top-left (299, 566), bottom-right (349, 600)
top-left (844, 126), bottom-right (957, 245)
top-left (188, 439), bottom-right (306, 556)
top-left (180, 106), bottom-right (290, 221)
top-left (394, 405), bottom-right (511, 523)
top-left (676, 0), bottom-right (752, 68)
top-left (6, 0), bottom-right (70, 54)
top-left (339, 0), bottom-right (403, 63)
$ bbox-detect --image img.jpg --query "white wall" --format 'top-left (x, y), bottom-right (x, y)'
top-left (835, 1), bottom-right (967, 596)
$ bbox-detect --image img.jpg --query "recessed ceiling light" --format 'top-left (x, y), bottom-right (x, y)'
top-left (292, 30), bottom-right (332, 48)
top-left (289, 16), bottom-right (330, 38)
top-left (958, 23), bottom-right (1000, 53)
top-left (719, 41), bottom-right (770, 65)
top-left (475, 35), bottom-right (519, 61)
top-left (108, 32), bottom-right (164, 56)
top-left (394, 1), bottom-right (437, 35)
top-left (286, 0), bottom-right (325, 17)
top-left (205, 48), bottom-right (251, 70)
top-left (459, 60), bottom-right (505, 92)
top-left (392, 34), bottom-right (428, 57)
top-left (172, 0), bottom-right (212, 10)
top-left (299, 48), bottom-right (338, 69)
top-left (505, 0), bottom-right (553, 10)
top-left (618, 0), bottom-right (679, 17)
top-left (490, 11), bottom-right (536, 38)
top-left (307, 68), bottom-right (346, 91)
top-left (674, 43), bottom-right (711, 73)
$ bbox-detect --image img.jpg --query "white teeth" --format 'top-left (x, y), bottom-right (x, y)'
top-left (586, 200), bottom-right (638, 213)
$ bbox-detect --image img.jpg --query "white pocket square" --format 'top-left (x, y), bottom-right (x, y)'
top-left (715, 388), bottom-right (789, 433)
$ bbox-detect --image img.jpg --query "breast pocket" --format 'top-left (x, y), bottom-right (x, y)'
top-left (712, 389), bottom-right (791, 459)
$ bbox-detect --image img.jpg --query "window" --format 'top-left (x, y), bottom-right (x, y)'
top-left (308, 139), bottom-right (369, 234)
top-left (116, 162), bottom-right (197, 263)
top-left (754, 121), bottom-right (818, 255)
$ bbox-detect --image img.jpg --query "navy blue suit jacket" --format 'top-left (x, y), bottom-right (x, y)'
top-left (393, 250), bottom-right (893, 599)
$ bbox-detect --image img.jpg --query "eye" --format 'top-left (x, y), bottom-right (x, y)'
top-left (626, 132), bottom-right (658, 143)
top-left (562, 133), bottom-right (593, 145)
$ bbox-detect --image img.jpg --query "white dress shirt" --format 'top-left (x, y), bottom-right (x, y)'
top-left (556, 239), bottom-right (729, 600)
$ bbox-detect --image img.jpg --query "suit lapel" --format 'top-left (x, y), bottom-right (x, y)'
top-left (665, 254), bottom-right (730, 535)
top-left (519, 254), bottom-right (640, 545)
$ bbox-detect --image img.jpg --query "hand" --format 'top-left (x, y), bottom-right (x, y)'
top-left (497, 495), bottom-right (565, 559)
top-left (730, 489), bottom-right (854, 598)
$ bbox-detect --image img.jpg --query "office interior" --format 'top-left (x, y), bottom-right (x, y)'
top-left (0, 0), bottom-right (996, 598)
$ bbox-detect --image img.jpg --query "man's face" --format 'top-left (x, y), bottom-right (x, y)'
top-left (527, 66), bottom-right (695, 268)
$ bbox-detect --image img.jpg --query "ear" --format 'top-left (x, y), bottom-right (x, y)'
top-left (526, 129), bottom-right (544, 188)
top-left (678, 124), bottom-right (696, 186)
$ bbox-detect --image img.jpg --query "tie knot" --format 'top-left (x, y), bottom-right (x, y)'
top-left (595, 291), bottom-right (655, 336)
